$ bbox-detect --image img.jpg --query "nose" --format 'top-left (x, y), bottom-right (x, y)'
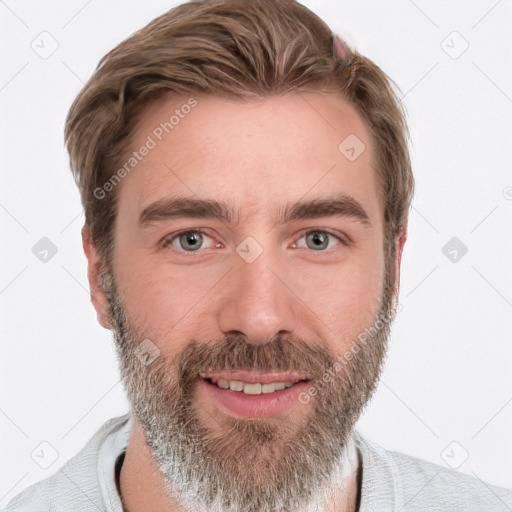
top-left (217, 250), bottom-right (298, 346)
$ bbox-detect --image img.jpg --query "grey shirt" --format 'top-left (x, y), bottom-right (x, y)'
top-left (4, 413), bottom-right (512, 511)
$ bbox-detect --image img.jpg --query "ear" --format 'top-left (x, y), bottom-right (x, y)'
top-left (393, 227), bottom-right (408, 302)
top-left (82, 225), bottom-right (111, 330)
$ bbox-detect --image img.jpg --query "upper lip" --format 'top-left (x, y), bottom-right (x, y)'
top-left (199, 371), bottom-right (310, 384)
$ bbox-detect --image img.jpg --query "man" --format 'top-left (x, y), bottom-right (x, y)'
top-left (5, 0), bottom-right (511, 510)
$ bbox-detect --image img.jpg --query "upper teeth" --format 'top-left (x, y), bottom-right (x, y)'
top-left (212, 379), bottom-right (295, 395)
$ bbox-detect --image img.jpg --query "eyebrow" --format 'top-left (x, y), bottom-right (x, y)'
top-left (138, 194), bottom-right (371, 228)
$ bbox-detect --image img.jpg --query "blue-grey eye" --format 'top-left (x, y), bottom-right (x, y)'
top-left (305, 231), bottom-right (330, 250)
top-left (178, 231), bottom-right (204, 251)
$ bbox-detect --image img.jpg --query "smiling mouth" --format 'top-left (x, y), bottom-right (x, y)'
top-left (202, 376), bottom-right (310, 395)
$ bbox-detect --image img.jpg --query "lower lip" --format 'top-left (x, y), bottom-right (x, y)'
top-left (200, 378), bottom-right (311, 418)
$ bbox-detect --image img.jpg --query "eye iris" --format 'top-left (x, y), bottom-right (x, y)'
top-left (306, 232), bottom-right (329, 250)
top-left (174, 232), bottom-right (332, 251)
top-left (180, 232), bottom-right (202, 251)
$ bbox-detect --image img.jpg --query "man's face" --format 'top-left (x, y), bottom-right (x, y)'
top-left (91, 91), bottom-right (400, 511)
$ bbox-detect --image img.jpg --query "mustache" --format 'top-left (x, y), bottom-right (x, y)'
top-left (170, 333), bottom-right (338, 385)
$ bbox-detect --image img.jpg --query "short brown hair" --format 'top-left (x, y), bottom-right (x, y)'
top-left (64, 0), bottom-right (414, 268)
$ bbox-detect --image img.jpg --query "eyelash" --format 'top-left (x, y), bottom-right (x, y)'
top-left (161, 228), bottom-right (349, 254)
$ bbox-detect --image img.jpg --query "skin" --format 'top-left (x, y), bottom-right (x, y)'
top-left (83, 90), bottom-right (407, 511)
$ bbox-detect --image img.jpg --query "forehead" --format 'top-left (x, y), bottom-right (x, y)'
top-left (115, 90), bottom-right (382, 228)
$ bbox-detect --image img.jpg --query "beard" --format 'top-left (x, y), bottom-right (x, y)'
top-left (100, 254), bottom-right (397, 512)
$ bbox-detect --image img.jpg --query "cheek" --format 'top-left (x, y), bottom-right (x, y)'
top-left (113, 257), bottom-right (223, 336)
top-left (298, 247), bottom-right (385, 339)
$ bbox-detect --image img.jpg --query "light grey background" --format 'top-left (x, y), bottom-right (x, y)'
top-left (1, 0), bottom-right (511, 505)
